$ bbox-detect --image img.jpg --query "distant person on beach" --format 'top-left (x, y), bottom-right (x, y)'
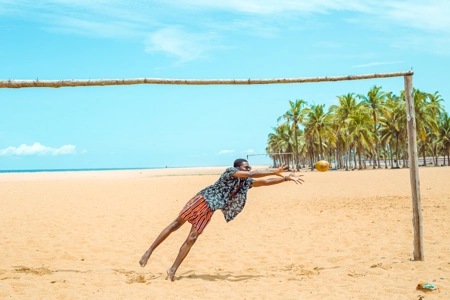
top-left (139, 158), bottom-right (303, 281)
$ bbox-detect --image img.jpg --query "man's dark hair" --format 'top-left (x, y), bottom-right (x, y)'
top-left (233, 158), bottom-right (248, 168)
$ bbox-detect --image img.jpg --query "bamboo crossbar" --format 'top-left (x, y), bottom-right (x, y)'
top-left (0, 71), bottom-right (413, 88)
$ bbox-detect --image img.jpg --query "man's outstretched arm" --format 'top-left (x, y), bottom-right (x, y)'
top-left (232, 164), bottom-right (285, 179)
top-left (251, 173), bottom-right (304, 187)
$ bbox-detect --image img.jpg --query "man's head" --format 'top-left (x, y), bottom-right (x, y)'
top-left (233, 158), bottom-right (252, 171)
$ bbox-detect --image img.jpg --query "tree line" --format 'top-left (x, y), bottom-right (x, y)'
top-left (267, 86), bottom-right (449, 170)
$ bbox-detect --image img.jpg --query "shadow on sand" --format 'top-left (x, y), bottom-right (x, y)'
top-left (177, 271), bottom-right (263, 282)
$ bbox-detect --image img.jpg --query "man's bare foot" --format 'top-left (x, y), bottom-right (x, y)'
top-left (166, 268), bottom-right (176, 281)
top-left (139, 251), bottom-right (151, 267)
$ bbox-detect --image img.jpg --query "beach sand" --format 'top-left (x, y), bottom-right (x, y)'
top-left (0, 166), bottom-right (449, 299)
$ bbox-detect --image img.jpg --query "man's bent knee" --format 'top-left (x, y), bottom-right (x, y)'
top-left (187, 232), bottom-right (198, 245)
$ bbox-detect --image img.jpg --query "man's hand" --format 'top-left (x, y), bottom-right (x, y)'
top-left (288, 173), bottom-right (304, 185)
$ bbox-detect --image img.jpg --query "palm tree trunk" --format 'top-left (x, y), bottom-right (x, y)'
top-left (348, 148), bottom-right (351, 169)
top-left (318, 134), bottom-right (324, 160)
top-left (434, 145), bottom-right (438, 166)
top-left (402, 139), bottom-right (408, 168)
top-left (423, 147), bottom-right (427, 167)
top-left (402, 151), bottom-right (406, 168)
top-left (389, 142), bottom-right (393, 167)
top-left (362, 148), bottom-right (367, 169)
top-left (358, 145), bottom-right (363, 170)
top-left (444, 147), bottom-right (450, 166)
top-left (395, 134), bottom-right (400, 168)
top-left (336, 138), bottom-right (341, 169)
top-left (377, 146), bottom-right (381, 169)
top-left (384, 146), bottom-right (388, 169)
top-left (345, 149), bottom-right (349, 171)
top-left (372, 108), bottom-right (380, 169)
top-left (372, 149), bottom-right (377, 168)
top-left (294, 124), bottom-right (299, 170)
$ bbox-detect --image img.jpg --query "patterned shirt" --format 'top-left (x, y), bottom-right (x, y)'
top-left (197, 167), bottom-right (254, 222)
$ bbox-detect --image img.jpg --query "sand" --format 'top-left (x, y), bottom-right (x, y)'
top-left (0, 166), bottom-right (449, 299)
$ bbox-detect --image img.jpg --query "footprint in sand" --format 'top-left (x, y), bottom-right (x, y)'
top-left (296, 268), bottom-right (319, 278)
top-left (126, 274), bottom-right (147, 284)
top-left (114, 269), bottom-right (160, 284)
top-left (14, 267), bottom-right (52, 276)
top-left (348, 269), bottom-right (367, 277)
top-left (281, 264), bottom-right (320, 278)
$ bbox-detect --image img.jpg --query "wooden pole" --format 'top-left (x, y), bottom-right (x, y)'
top-left (404, 75), bottom-right (424, 261)
top-left (0, 71), bottom-right (414, 88)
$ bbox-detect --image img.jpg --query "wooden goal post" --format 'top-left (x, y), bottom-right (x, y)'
top-left (1, 70), bottom-right (424, 260)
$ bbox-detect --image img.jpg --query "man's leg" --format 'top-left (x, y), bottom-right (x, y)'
top-left (139, 216), bottom-right (186, 267)
top-left (166, 225), bottom-right (200, 281)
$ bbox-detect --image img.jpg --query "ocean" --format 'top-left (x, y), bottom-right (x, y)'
top-left (0, 167), bottom-right (158, 174)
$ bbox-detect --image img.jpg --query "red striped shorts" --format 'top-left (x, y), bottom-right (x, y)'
top-left (179, 194), bottom-right (213, 234)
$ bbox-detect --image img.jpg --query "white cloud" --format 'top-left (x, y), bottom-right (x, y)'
top-left (388, 34), bottom-right (450, 56)
top-left (0, 142), bottom-right (76, 156)
top-left (145, 27), bottom-right (217, 62)
top-left (2, 1), bottom-right (450, 33)
top-left (382, 1), bottom-right (450, 33)
top-left (208, 19), bottom-right (280, 38)
top-left (168, 0), bottom-right (345, 15)
top-left (52, 144), bottom-right (76, 155)
top-left (217, 149), bottom-right (235, 155)
top-left (168, 0), bottom-right (450, 39)
top-left (45, 16), bottom-right (142, 38)
top-left (1, 0), bottom-right (450, 58)
top-left (352, 61), bottom-right (404, 68)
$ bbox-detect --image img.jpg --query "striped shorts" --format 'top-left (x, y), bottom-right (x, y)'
top-left (179, 194), bottom-right (213, 234)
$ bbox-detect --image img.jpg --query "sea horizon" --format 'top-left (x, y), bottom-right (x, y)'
top-left (0, 167), bottom-right (158, 174)
top-left (0, 164), bottom-right (272, 174)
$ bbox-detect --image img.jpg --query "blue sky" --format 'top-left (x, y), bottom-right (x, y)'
top-left (1, 0), bottom-right (449, 170)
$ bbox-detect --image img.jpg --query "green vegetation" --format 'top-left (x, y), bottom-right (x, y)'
top-left (267, 86), bottom-right (449, 170)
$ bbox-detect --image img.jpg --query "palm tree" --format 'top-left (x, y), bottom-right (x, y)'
top-left (346, 106), bottom-right (374, 169)
top-left (268, 89), bottom-right (447, 171)
top-left (303, 104), bottom-right (333, 162)
top-left (278, 99), bottom-right (307, 170)
top-left (438, 111), bottom-right (450, 165)
top-left (427, 91), bottom-right (444, 116)
top-left (330, 93), bottom-right (361, 169)
top-left (358, 86), bottom-right (387, 168)
top-left (427, 91), bottom-right (445, 165)
top-left (403, 89), bottom-right (440, 165)
top-left (267, 124), bottom-right (295, 168)
top-left (379, 110), bottom-right (394, 168)
top-left (293, 127), bottom-right (307, 168)
top-left (379, 93), bottom-right (406, 168)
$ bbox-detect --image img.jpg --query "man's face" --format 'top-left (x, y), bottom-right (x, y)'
top-left (238, 161), bottom-right (252, 171)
